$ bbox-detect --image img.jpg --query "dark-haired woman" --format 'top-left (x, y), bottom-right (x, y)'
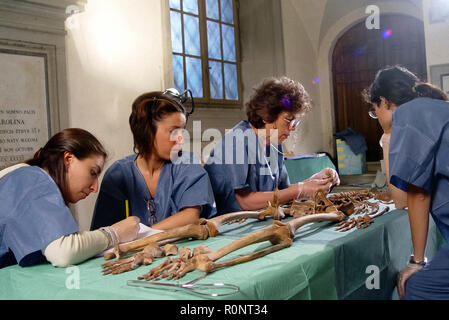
top-left (364, 65), bottom-right (449, 299)
top-left (0, 128), bottom-right (140, 269)
top-left (91, 91), bottom-right (216, 231)
top-left (204, 77), bottom-right (340, 215)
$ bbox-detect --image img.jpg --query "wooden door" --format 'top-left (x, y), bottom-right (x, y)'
top-left (332, 14), bottom-right (427, 161)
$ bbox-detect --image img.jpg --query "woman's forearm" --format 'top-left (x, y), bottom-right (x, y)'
top-left (151, 206), bottom-right (200, 230)
top-left (43, 230), bottom-right (110, 267)
top-left (407, 185), bottom-right (430, 262)
top-left (381, 133), bottom-right (407, 209)
top-left (235, 186), bottom-right (298, 211)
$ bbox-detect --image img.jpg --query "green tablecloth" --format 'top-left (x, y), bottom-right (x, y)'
top-left (0, 206), bottom-right (445, 300)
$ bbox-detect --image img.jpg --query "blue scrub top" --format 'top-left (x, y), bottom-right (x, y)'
top-left (91, 152), bottom-right (217, 229)
top-left (0, 166), bottom-right (79, 268)
top-left (204, 120), bottom-right (290, 215)
top-left (389, 98), bottom-right (449, 243)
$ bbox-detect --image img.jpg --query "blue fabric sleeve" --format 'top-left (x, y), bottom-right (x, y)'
top-left (390, 125), bottom-right (435, 192)
top-left (1, 168), bottom-right (78, 266)
top-left (389, 99), bottom-right (444, 193)
top-left (91, 163), bottom-right (127, 230)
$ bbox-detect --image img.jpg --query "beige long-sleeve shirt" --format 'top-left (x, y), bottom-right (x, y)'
top-left (42, 230), bottom-right (110, 267)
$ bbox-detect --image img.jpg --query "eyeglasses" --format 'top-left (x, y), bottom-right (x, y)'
top-left (368, 106), bottom-right (378, 119)
top-left (283, 118), bottom-right (302, 130)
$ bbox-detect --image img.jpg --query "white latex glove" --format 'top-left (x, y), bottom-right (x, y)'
top-left (307, 168), bottom-right (340, 187)
top-left (297, 178), bottom-right (333, 199)
top-left (397, 262), bottom-right (424, 299)
top-left (101, 216), bottom-right (140, 247)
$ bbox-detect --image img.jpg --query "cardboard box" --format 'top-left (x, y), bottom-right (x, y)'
top-left (336, 139), bottom-right (367, 175)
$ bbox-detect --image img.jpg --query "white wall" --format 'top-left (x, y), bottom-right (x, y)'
top-left (279, 0), bottom-right (324, 155)
top-left (423, 0), bottom-right (449, 67)
top-left (66, 0), bottom-right (168, 230)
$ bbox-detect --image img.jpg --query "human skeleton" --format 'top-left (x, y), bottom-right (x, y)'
top-left (102, 189), bottom-right (392, 280)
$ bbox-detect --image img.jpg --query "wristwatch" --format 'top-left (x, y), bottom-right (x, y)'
top-left (409, 255), bottom-right (427, 266)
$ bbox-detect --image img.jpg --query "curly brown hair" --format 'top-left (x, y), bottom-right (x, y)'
top-left (245, 76), bottom-right (311, 128)
top-left (129, 91), bottom-right (186, 156)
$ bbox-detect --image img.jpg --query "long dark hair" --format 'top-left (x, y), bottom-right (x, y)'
top-left (363, 65), bottom-right (448, 106)
top-left (129, 91), bottom-right (186, 156)
top-left (26, 128), bottom-right (107, 203)
top-left (245, 76), bottom-right (311, 129)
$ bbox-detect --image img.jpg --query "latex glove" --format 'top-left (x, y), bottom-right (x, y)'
top-left (102, 216), bottom-right (140, 247)
top-left (397, 262), bottom-right (424, 299)
top-left (297, 178), bottom-right (333, 199)
top-left (307, 168), bottom-right (340, 187)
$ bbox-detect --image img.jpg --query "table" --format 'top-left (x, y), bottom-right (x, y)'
top-left (0, 205), bottom-right (445, 300)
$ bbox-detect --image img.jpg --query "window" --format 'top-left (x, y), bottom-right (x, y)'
top-left (169, 0), bottom-right (241, 105)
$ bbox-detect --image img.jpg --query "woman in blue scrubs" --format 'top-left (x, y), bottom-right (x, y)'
top-left (0, 128), bottom-right (139, 268)
top-left (91, 91), bottom-right (216, 231)
top-left (204, 77), bottom-right (340, 215)
top-left (364, 65), bottom-right (449, 299)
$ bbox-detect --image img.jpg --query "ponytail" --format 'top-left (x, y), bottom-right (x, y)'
top-left (413, 83), bottom-right (449, 101)
top-left (363, 65), bottom-right (448, 106)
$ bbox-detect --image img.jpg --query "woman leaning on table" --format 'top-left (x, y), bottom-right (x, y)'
top-left (0, 128), bottom-right (139, 269)
top-left (363, 65), bottom-right (449, 299)
top-left (203, 76), bottom-right (340, 215)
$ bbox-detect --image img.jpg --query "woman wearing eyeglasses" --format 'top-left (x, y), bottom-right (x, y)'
top-left (363, 65), bottom-right (449, 300)
top-left (204, 76), bottom-right (339, 215)
top-left (90, 91), bottom-right (216, 231)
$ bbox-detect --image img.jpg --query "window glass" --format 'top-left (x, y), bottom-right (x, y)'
top-left (207, 20), bottom-right (222, 60)
top-left (221, 0), bottom-right (234, 24)
top-left (186, 57), bottom-right (203, 98)
top-left (209, 61), bottom-right (223, 99)
top-left (222, 24), bottom-right (236, 62)
top-left (183, 0), bottom-right (198, 14)
top-left (224, 63), bottom-right (238, 100)
top-left (183, 14), bottom-right (201, 56)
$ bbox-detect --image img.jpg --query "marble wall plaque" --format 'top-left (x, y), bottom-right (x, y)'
top-left (0, 50), bottom-right (50, 170)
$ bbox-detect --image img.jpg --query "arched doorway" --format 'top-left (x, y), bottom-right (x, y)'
top-left (332, 14), bottom-right (427, 161)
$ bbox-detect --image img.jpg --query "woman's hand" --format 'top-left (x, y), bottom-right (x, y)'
top-left (297, 178), bottom-right (333, 199)
top-left (110, 216), bottom-right (140, 243)
top-left (307, 168), bottom-right (340, 187)
top-left (397, 262), bottom-right (424, 299)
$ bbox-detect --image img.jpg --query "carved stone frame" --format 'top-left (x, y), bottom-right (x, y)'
top-left (0, 39), bottom-right (56, 137)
